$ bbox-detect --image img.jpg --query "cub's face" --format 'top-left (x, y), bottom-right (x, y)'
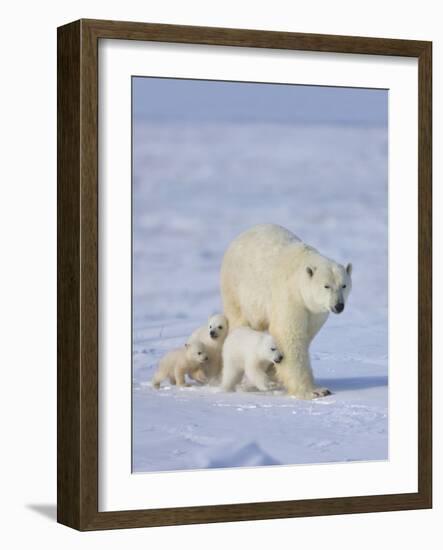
top-left (186, 342), bottom-right (209, 364)
top-left (303, 262), bottom-right (353, 314)
top-left (260, 334), bottom-right (284, 365)
top-left (208, 314), bottom-right (229, 342)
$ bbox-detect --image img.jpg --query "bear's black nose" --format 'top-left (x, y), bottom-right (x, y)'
top-left (209, 330), bottom-right (217, 338)
top-left (334, 302), bottom-right (344, 313)
top-left (275, 354), bottom-right (283, 363)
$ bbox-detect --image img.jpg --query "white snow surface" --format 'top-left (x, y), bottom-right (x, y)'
top-left (132, 121), bottom-right (388, 473)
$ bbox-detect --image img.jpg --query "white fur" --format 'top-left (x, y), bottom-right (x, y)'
top-left (221, 327), bottom-right (283, 392)
top-left (188, 313), bottom-right (229, 383)
top-left (152, 341), bottom-right (209, 389)
top-left (220, 224), bottom-right (352, 399)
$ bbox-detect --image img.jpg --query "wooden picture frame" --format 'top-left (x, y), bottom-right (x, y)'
top-left (57, 18), bottom-right (432, 530)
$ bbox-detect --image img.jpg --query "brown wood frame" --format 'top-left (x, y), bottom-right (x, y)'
top-left (57, 18), bottom-right (432, 531)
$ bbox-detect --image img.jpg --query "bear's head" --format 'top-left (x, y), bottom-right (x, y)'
top-left (302, 261), bottom-right (352, 315)
top-left (207, 313), bottom-right (229, 342)
top-left (185, 341), bottom-right (209, 364)
top-left (259, 333), bottom-right (284, 365)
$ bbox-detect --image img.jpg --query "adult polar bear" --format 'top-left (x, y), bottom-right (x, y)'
top-left (220, 224), bottom-right (352, 399)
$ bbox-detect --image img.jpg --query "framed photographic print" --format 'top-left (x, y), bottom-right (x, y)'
top-left (57, 19), bottom-right (432, 530)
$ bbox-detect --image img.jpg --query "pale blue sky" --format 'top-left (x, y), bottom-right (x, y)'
top-left (133, 77), bottom-right (387, 126)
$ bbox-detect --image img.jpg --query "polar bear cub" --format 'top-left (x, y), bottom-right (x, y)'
top-left (221, 327), bottom-right (283, 392)
top-left (188, 313), bottom-right (229, 383)
top-left (152, 341), bottom-right (209, 389)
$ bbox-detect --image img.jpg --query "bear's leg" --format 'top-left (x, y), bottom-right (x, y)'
top-left (221, 359), bottom-right (244, 391)
top-left (245, 361), bottom-right (270, 392)
top-left (270, 325), bottom-right (330, 399)
top-left (265, 364), bottom-right (279, 386)
top-left (189, 367), bottom-right (207, 384)
top-left (174, 366), bottom-right (190, 387)
top-left (276, 353), bottom-right (331, 398)
top-left (152, 361), bottom-right (168, 389)
top-left (222, 293), bottom-right (248, 331)
top-left (207, 356), bottom-right (223, 385)
top-left (151, 373), bottom-right (162, 389)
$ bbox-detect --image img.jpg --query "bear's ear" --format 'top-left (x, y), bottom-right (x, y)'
top-left (306, 266), bottom-right (315, 278)
top-left (346, 263), bottom-right (353, 276)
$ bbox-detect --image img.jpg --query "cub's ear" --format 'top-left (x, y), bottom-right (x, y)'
top-left (306, 266), bottom-right (315, 278)
top-left (346, 263), bottom-right (353, 276)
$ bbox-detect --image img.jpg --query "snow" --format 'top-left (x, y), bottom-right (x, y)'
top-left (132, 121), bottom-right (388, 473)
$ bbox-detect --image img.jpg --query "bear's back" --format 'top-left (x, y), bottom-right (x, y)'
top-left (237, 223), bottom-right (300, 248)
top-left (221, 224), bottom-right (305, 287)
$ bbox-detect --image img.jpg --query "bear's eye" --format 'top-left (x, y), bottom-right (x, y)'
top-left (324, 285), bottom-right (330, 289)
top-left (342, 284), bottom-right (347, 289)
top-left (198, 351), bottom-right (202, 355)
top-left (218, 325), bottom-right (223, 330)
top-left (270, 347), bottom-right (276, 352)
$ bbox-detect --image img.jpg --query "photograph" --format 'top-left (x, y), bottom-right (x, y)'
top-left (131, 76), bottom-right (389, 473)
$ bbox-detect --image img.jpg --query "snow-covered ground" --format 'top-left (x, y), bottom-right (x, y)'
top-left (132, 121), bottom-right (388, 473)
